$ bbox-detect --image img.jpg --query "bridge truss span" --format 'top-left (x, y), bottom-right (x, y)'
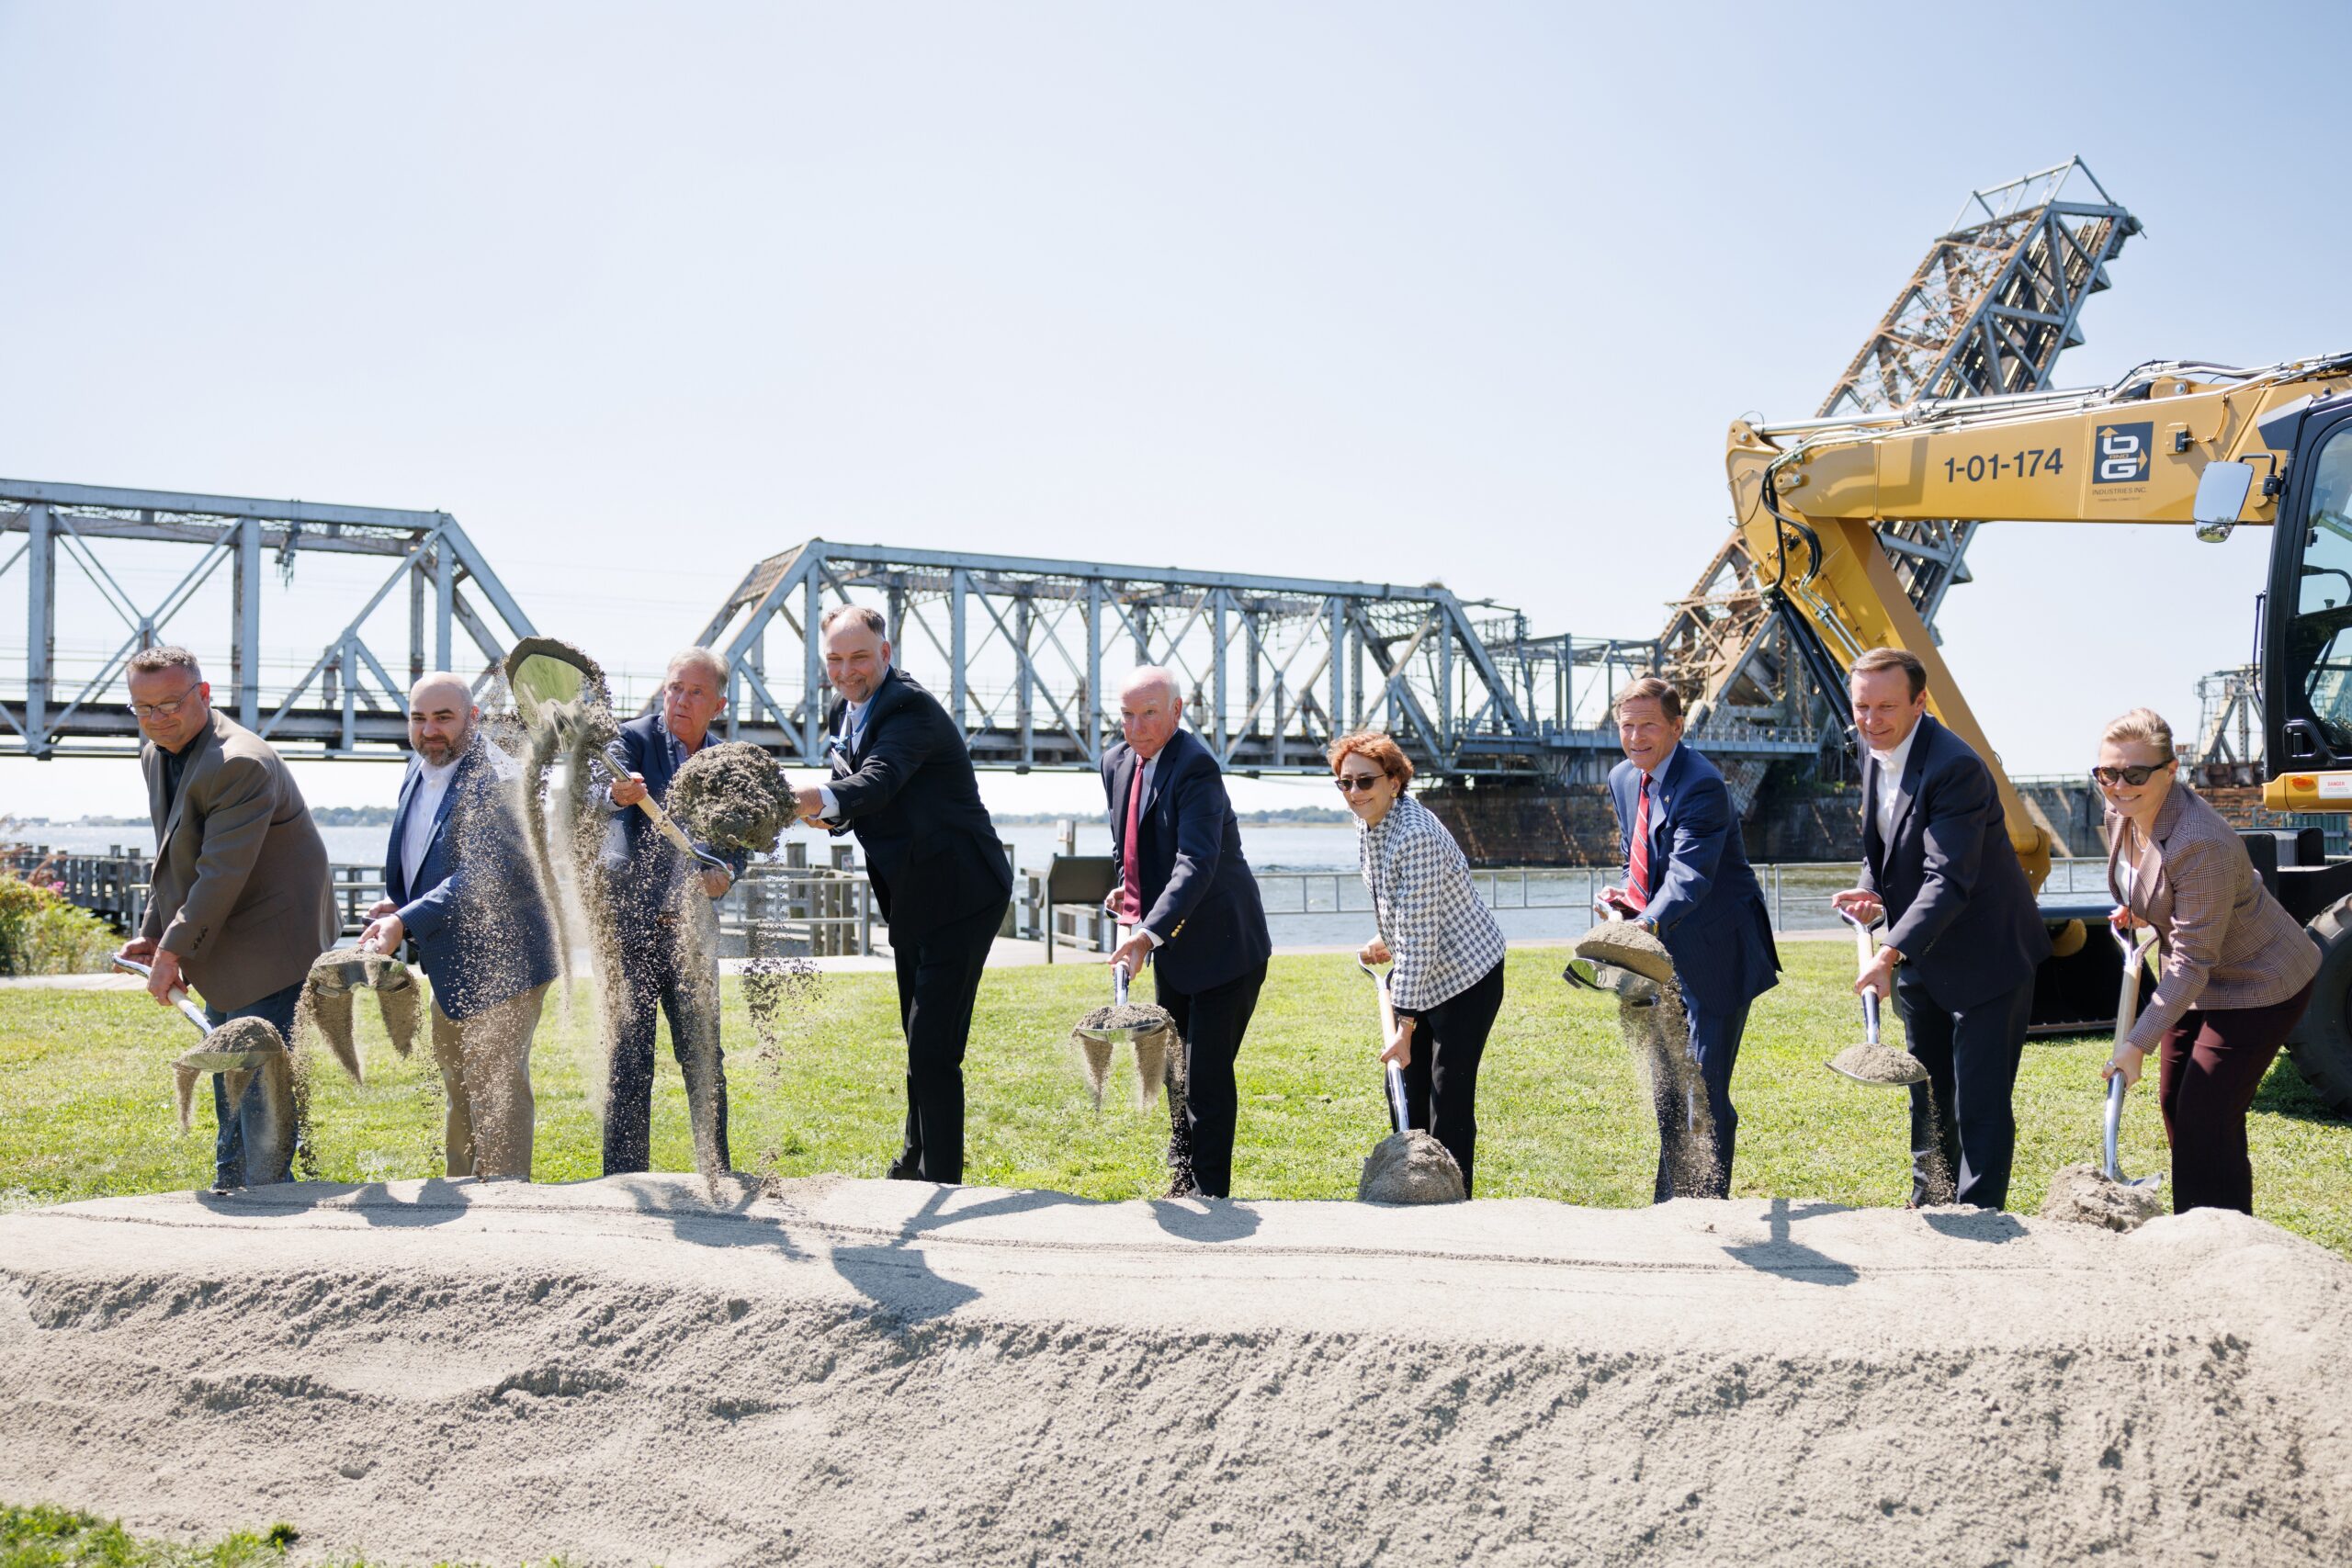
top-left (2, 479), bottom-right (536, 759)
top-left (691, 541), bottom-right (1815, 780)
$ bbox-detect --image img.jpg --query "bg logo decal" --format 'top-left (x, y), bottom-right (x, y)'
top-left (2095, 422), bottom-right (2153, 486)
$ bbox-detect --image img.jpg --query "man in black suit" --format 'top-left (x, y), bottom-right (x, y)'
top-left (1102, 667), bottom-right (1273, 1200)
top-left (795, 605), bottom-right (1011, 1184)
top-left (1831, 647), bottom-right (2051, 1210)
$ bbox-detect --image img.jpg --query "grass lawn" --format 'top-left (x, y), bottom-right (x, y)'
top-left (3, 944), bottom-right (2346, 1254)
top-left (0, 1503), bottom-right (560, 1568)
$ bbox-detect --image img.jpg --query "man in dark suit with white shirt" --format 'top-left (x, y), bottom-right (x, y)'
top-left (1831, 647), bottom-right (2051, 1210)
top-left (793, 606), bottom-right (1011, 1185)
top-left (1601, 676), bottom-right (1780, 1201)
top-left (1102, 667), bottom-right (1273, 1200)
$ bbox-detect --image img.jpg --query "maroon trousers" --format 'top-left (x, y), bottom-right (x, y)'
top-left (2154, 979), bottom-right (2312, 1216)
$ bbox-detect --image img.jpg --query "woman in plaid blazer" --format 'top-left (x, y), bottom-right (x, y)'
top-left (2099, 707), bottom-right (2318, 1214)
top-left (1336, 730), bottom-right (1509, 1194)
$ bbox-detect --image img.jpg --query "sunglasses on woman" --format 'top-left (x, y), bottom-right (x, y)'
top-left (2090, 760), bottom-right (2174, 787)
top-left (1334, 773), bottom-right (1385, 793)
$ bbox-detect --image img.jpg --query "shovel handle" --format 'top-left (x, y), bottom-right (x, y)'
top-left (1113, 962), bottom-right (1130, 1008)
top-left (110, 956), bottom-right (214, 1035)
top-left (604, 741), bottom-right (731, 873)
top-left (1356, 956), bottom-right (1400, 1040)
top-left (1360, 958), bottom-right (1410, 1131)
top-left (2110, 924), bottom-right (2160, 1045)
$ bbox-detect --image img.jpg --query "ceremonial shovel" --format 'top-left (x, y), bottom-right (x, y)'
top-left (2103, 924), bottom-right (2165, 1190)
top-left (113, 955), bottom-right (295, 1182)
top-left (503, 637), bottom-right (731, 877)
top-left (1825, 908), bottom-right (1930, 1087)
top-left (1356, 958), bottom-right (1413, 1137)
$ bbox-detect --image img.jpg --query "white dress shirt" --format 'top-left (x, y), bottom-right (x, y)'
top-left (1122, 751), bottom-right (1165, 946)
top-left (1868, 723), bottom-right (1921, 847)
top-left (401, 755), bottom-right (460, 889)
top-left (816, 694), bottom-right (872, 823)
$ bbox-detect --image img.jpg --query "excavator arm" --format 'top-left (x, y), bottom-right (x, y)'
top-left (1725, 352), bottom-right (2352, 890)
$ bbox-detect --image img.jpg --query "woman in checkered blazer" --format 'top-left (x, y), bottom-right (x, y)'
top-left (1334, 731), bottom-right (1509, 1194)
top-left (2098, 707), bottom-right (2317, 1215)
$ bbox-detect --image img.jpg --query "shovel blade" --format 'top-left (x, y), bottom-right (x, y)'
top-left (1825, 1044), bottom-right (1930, 1087)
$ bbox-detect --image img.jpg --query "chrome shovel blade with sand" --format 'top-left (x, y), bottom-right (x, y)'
top-left (296, 946), bottom-right (421, 1083)
top-left (1070, 963), bottom-right (1180, 1110)
top-left (114, 957), bottom-right (298, 1185)
top-left (1826, 908), bottom-right (1929, 1087)
top-left (1353, 959), bottom-right (1464, 1204)
top-left (2042, 927), bottom-right (2167, 1231)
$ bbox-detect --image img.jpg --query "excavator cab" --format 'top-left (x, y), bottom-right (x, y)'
top-left (2267, 400), bottom-right (2352, 774)
top-left (2236, 395), bottom-right (2352, 1111)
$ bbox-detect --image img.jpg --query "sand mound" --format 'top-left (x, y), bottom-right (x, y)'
top-left (1357, 1130), bottom-right (1465, 1203)
top-left (2041, 1164), bottom-right (2168, 1232)
top-left (5, 1180), bottom-right (2349, 1566)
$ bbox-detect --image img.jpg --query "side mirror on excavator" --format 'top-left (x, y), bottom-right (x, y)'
top-left (2194, 461), bottom-right (2256, 542)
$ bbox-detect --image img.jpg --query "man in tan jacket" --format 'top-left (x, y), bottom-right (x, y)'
top-left (114, 645), bottom-right (337, 1188)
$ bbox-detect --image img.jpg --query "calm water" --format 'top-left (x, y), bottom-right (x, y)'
top-left (13, 820), bottom-right (2115, 947)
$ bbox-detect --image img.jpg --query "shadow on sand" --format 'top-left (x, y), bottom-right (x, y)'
top-left (1721, 1197), bottom-right (1860, 1286)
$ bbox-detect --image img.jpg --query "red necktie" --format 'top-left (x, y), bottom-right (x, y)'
top-left (1117, 758), bottom-right (1145, 922)
top-left (1626, 773), bottom-right (1653, 909)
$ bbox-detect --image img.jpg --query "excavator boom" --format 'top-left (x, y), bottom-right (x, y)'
top-left (1727, 351), bottom-right (2352, 886)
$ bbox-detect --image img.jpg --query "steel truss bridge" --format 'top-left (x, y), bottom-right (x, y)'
top-left (687, 541), bottom-right (1815, 779)
top-left (2, 479), bottom-right (536, 759)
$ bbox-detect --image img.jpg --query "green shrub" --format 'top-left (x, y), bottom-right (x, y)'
top-left (0, 873), bottom-right (118, 977)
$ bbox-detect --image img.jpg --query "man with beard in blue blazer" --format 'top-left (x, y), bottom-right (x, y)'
top-left (1603, 676), bottom-right (1780, 1201)
top-left (360, 672), bottom-right (560, 1181)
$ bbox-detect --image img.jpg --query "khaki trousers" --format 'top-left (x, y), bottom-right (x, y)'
top-left (428, 982), bottom-right (549, 1179)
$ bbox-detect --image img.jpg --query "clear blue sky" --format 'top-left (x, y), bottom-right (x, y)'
top-left (6, 1), bottom-right (2349, 822)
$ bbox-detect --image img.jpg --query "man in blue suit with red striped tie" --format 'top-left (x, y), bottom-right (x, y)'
top-left (1602, 677), bottom-right (1780, 1200)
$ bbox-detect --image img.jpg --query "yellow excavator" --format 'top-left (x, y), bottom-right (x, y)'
top-left (1726, 348), bottom-right (2352, 1111)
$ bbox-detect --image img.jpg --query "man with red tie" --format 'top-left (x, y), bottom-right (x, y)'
top-left (1102, 667), bottom-right (1273, 1199)
top-left (1602, 677), bottom-right (1780, 1200)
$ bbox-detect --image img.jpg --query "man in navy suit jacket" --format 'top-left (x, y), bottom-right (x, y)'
top-left (1833, 648), bottom-right (2050, 1210)
top-left (359, 673), bottom-right (560, 1180)
top-left (599, 648), bottom-right (749, 1179)
top-left (794, 606), bottom-right (1012, 1184)
top-left (1103, 668), bottom-right (1274, 1199)
top-left (1603, 676), bottom-right (1780, 1201)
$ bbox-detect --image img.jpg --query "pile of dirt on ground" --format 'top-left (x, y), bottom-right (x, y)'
top-left (668, 742), bottom-right (796, 855)
top-left (2041, 1163), bottom-right (2168, 1232)
top-left (1357, 1130), bottom-right (1465, 1203)
top-left (4, 1180), bottom-right (2348, 1566)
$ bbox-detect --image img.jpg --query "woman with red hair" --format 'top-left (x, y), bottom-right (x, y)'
top-left (1333, 729), bottom-right (1509, 1192)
